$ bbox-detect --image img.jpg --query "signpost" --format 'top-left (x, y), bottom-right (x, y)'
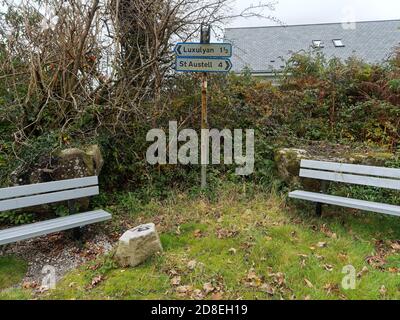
top-left (174, 24), bottom-right (233, 189)
top-left (174, 43), bottom-right (232, 58)
top-left (175, 57), bottom-right (232, 73)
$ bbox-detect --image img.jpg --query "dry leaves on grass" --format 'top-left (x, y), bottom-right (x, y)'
top-left (389, 241), bottom-right (400, 252)
top-left (317, 242), bottom-right (327, 248)
top-left (22, 281), bottom-right (38, 289)
top-left (176, 285), bottom-right (194, 297)
top-left (193, 229), bottom-right (204, 238)
top-left (228, 248), bottom-right (237, 255)
top-left (388, 267), bottom-right (400, 274)
top-left (379, 285), bottom-right (387, 296)
top-left (320, 224), bottom-right (338, 239)
top-left (357, 266), bottom-right (369, 278)
top-left (242, 268), bottom-right (287, 297)
top-left (215, 228), bottom-right (239, 239)
top-left (365, 255), bottom-right (386, 269)
top-left (171, 276), bottom-right (181, 286)
top-left (187, 260), bottom-right (197, 270)
top-left (324, 283), bottom-right (340, 295)
top-left (338, 253), bottom-right (348, 262)
top-left (323, 264), bottom-right (334, 272)
top-left (87, 275), bottom-right (104, 289)
top-left (304, 278), bottom-right (314, 288)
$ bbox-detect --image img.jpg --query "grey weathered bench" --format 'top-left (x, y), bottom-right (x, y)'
top-left (289, 160), bottom-right (400, 217)
top-left (0, 176), bottom-right (111, 245)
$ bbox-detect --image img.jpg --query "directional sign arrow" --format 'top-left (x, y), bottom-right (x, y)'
top-left (174, 43), bottom-right (232, 58)
top-left (175, 57), bottom-right (232, 73)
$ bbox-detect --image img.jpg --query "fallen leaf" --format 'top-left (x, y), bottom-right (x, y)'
top-left (216, 228), bottom-right (239, 239)
top-left (176, 285), bottom-right (193, 296)
top-left (168, 269), bottom-right (179, 276)
top-left (323, 264), bottom-right (334, 272)
top-left (203, 282), bottom-right (215, 294)
top-left (390, 242), bottom-right (400, 251)
top-left (187, 260), bottom-right (197, 270)
top-left (338, 253), bottom-right (348, 261)
top-left (37, 285), bottom-right (50, 293)
top-left (171, 276), bottom-right (181, 286)
top-left (211, 292), bottom-right (223, 300)
top-left (260, 283), bottom-right (275, 295)
top-left (194, 229), bottom-right (203, 238)
top-left (324, 283), bottom-right (339, 295)
top-left (22, 282), bottom-right (37, 289)
top-left (379, 285), bottom-right (387, 296)
top-left (366, 255), bottom-right (386, 269)
top-left (357, 266), bottom-right (369, 278)
top-left (304, 278), bottom-right (314, 288)
top-left (317, 242), bottom-right (327, 248)
top-left (228, 248), bottom-right (237, 255)
top-left (192, 289), bottom-right (204, 300)
top-left (90, 275), bottom-right (104, 288)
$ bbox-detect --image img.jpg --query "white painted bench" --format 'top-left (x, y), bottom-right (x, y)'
top-left (289, 160), bottom-right (400, 217)
top-left (0, 176), bottom-right (111, 245)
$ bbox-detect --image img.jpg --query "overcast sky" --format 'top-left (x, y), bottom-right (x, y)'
top-left (228, 0), bottom-right (400, 28)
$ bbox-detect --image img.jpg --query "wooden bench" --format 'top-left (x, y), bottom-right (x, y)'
top-left (0, 176), bottom-right (111, 246)
top-left (289, 160), bottom-right (400, 217)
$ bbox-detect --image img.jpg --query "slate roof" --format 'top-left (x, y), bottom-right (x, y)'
top-left (224, 20), bottom-right (400, 74)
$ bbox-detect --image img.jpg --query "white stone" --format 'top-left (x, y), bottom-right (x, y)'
top-left (115, 223), bottom-right (163, 267)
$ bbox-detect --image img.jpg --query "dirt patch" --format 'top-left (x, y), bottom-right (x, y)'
top-left (0, 227), bottom-right (115, 289)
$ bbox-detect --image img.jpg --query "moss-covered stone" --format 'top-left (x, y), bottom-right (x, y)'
top-left (10, 145), bottom-right (104, 213)
top-left (274, 146), bottom-right (396, 192)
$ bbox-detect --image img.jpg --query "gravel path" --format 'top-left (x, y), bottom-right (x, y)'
top-left (0, 227), bottom-right (115, 290)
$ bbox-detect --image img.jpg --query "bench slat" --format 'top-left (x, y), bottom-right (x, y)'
top-left (300, 169), bottom-right (400, 190)
top-left (301, 160), bottom-right (400, 179)
top-left (0, 186), bottom-right (99, 212)
top-left (289, 190), bottom-right (400, 217)
top-left (0, 176), bottom-right (98, 201)
top-left (0, 210), bottom-right (111, 245)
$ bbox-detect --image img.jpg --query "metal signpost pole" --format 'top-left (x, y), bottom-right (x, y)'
top-left (173, 24), bottom-right (232, 189)
top-left (200, 24), bottom-right (210, 189)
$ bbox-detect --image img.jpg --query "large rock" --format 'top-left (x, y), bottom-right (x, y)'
top-left (11, 144), bottom-right (103, 185)
top-left (115, 223), bottom-right (163, 267)
top-left (10, 144), bottom-right (104, 212)
top-left (274, 146), bottom-right (396, 191)
top-left (275, 148), bottom-right (309, 185)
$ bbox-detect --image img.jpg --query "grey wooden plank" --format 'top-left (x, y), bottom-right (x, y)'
top-left (301, 160), bottom-right (400, 179)
top-left (289, 190), bottom-right (400, 217)
top-left (299, 169), bottom-right (400, 190)
top-left (1, 209), bottom-right (106, 237)
top-left (0, 210), bottom-right (111, 246)
top-left (0, 186), bottom-right (99, 212)
top-left (0, 176), bottom-right (98, 201)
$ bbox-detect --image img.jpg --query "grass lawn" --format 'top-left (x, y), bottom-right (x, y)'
top-left (0, 183), bottom-right (399, 300)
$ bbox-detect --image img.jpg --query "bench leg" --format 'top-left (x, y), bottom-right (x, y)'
top-left (315, 203), bottom-right (322, 217)
top-left (73, 227), bottom-right (82, 240)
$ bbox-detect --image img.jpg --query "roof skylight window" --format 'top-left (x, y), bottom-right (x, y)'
top-left (312, 40), bottom-right (324, 48)
top-left (333, 39), bottom-right (345, 47)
